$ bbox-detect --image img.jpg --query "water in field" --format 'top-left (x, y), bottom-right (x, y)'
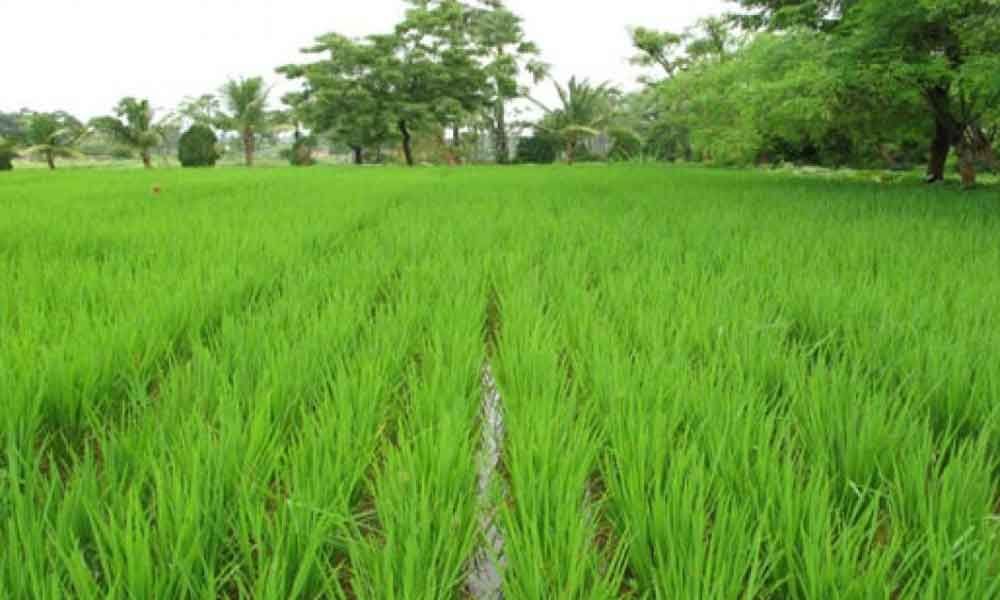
top-left (1, 166), bottom-right (999, 598)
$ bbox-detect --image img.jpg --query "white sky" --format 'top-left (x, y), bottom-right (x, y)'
top-left (1, 0), bottom-right (731, 120)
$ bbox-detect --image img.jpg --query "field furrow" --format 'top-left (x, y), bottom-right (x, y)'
top-left (2, 166), bottom-right (998, 599)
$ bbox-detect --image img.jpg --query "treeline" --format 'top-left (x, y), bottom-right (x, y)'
top-left (2, 0), bottom-right (997, 185)
top-left (0, 79), bottom-right (287, 171)
top-left (623, 0), bottom-right (1000, 186)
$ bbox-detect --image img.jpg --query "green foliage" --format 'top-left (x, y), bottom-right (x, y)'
top-left (277, 34), bottom-right (398, 162)
top-left (514, 135), bottom-right (557, 164)
top-left (90, 98), bottom-right (165, 168)
top-left (0, 137), bottom-right (16, 171)
top-left (216, 77), bottom-right (276, 166)
top-left (470, 0), bottom-right (549, 163)
top-left (177, 94), bottom-right (222, 128)
top-left (628, 27), bottom-right (686, 77)
top-left (532, 77), bottom-right (618, 163)
top-left (0, 111), bottom-right (23, 140)
top-left (283, 135), bottom-right (317, 166)
top-left (16, 111), bottom-right (87, 169)
top-left (177, 125), bottom-right (220, 167)
top-left (281, 0), bottom-right (529, 166)
top-left (608, 128), bottom-right (643, 161)
top-left (719, 0), bottom-right (1000, 182)
top-left (1, 165), bottom-right (999, 598)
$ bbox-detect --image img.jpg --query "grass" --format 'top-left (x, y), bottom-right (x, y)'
top-left (1, 164), bottom-right (999, 598)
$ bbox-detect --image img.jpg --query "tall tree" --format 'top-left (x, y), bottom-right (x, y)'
top-left (532, 77), bottom-right (618, 164)
top-left (281, 1), bottom-right (490, 167)
top-left (392, 0), bottom-right (490, 165)
top-left (469, 0), bottom-right (548, 163)
top-left (731, 0), bottom-right (1000, 185)
top-left (629, 27), bottom-right (687, 79)
top-left (90, 97), bottom-right (165, 168)
top-left (218, 77), bottom-right (273, 167)
top-left (278, 35), bottom-right (397, 165)
top-left (17, 111), bottom-right (87, 170)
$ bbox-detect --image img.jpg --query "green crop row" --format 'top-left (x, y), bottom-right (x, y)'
top-left (1, 165), bottom-right (998, 598)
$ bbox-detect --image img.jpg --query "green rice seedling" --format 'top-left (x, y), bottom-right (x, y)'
top-left (2, 164), bottom-right (999, 598)
top-left (490, 245), bottom-right (627, 599)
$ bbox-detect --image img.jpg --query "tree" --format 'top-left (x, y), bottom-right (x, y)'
top-left (217, 77), bottom-right (273, 167)
top-left (469, 0), bottom-right (549, 163)
top-left (731, 0), bottom-right (853, 31)
top-left (629, 27), bottom-right (687, 79)
top-left (177, 94), bottom-right (222, 128)
top-left (731, 0), bottom-right (1000, 186)
top-left (280, 1), bottom-right (492, 167)
top-left (278, 35), bottom-right (398, 165)
top-left (532, 77), bottom-right (618, 164)
top-left (178, 125), bottom-right (221, 167)
top-left (18, 111), bottom-right (87, 170)
top-left (90, 98), bottom-right (165, 168)
top-left (841, 1), bottom-right (1000, 186)
top-left (390, 0), bottom-right (491, 165)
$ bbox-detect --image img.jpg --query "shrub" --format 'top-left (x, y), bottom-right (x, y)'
top-left (515, 136), bottom-right (557, 164)
top-left (0, 138), bottom-right (15, 171)
top-left (282, 135), bottom-right (316, 166)
top-left (178, 125), bottom-right (220, 167)
top-left (110, 146), bottom-right (135, 160)
top-left (573, 145), bottom-right (603, 163)
top-left (608, 129), bottom-right (643, 161)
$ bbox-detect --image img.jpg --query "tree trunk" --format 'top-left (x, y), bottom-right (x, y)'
top-left (450, 124), bottom-right (462, 165)
top-left (398, 120), bottom-right (414, 167)
top-left (494, 99), bottom-right (509, 165)
top-left (46, 151), bottom-right (55, 170)
top-left (565, 140), bottom-right (575, 165)
top-left (957, 141), bottom-right (977, 189)
top-left (243, 129), bottom-right (255, 167)
top-left (141, 150), bottom-right (152, 169)
top-left (924, 86), bottom-right (958, 183)
top-left (493, 45), bottom-right (511, 165)
top-left (352, 146), bottom-right (364, 165)
top-left (927, 117), bottom-right (951, 183)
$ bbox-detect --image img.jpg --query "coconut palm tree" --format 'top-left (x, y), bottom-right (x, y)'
top-left (18, 112), bottom-right (87, 170)
top-left (531, 77), bottom-right (619, 164)
top-left (90, 98), bottom-right (165, 168)
top-left (218, 77), bottom-right (273, 167)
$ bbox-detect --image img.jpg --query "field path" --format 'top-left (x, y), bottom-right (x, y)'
top-left (468, 362), bottom-right (506, 599)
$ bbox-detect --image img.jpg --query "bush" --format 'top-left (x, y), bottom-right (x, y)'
top-left (609, 129), bottom-right (643, 161)
top-left (0, 139), bottom-right (15, 171)
top-left (282, 135), bottom-right (316, 166)
top-left (573, 145), bottom-right (603, 163)
top-left (178, 125), bottom-right (220, 167)
top-left (515, 136), bottom-right (557, 164)
top-left (110, 146), bottom-right (135, 160)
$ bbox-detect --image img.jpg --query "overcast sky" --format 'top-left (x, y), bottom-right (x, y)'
top-left (2, 0), bottom-right (731, 120)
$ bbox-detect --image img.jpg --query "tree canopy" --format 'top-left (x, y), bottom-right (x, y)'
top-left (619, 0), bottom-right (999, 185)
top-left (280, 0), bottom-right (547, 166)
top-left (17, 111), bottom-right (87, 170)
top-left (90, 98), bottom-right (165, 168)
top-left (218, 77), bottom-right (275, 167)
